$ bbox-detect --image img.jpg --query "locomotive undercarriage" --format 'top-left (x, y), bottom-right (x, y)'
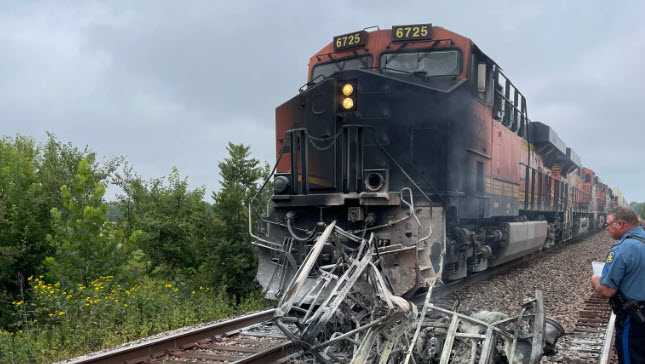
top-left (442, 217), bottom-right (549, 281)
top-left (253, 193), bottom-right (574, 300)
top-left (442, 209), bottom-right (606, 282)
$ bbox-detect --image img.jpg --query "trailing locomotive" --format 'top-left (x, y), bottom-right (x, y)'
top-left (251, 24), bottom-right (624, 300)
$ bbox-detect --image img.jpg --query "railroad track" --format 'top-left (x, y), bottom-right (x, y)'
top-left (61, 261), bottom-right (531, 364)
top-left (148, 324), bottom-right (298, 364)
top-left (149, 340), bottom-right (298, 364)
top-left (545, 292), bottom-right (616, 363)
top-left (63, 309), bottom-right (286, 364)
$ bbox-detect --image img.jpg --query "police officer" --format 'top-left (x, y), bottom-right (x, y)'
top-left (592, 207), bottom-right (645, 363)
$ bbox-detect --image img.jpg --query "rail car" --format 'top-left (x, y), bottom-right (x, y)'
top-left (251, 23), bottom-right (625, 300)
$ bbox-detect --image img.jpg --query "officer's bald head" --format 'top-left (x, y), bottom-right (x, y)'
top-left (609, 207), bottom-right (640, 225)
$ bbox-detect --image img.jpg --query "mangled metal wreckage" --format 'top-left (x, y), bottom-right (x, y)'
top-left (272, 222), bottom-right (563, 363)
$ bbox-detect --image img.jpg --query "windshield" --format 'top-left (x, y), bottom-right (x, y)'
top-left (311, 55), bottom-right (373, 80)
top-left (380, 50), bottom-right (460, 77)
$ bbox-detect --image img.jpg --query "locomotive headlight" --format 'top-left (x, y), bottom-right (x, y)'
top-left (342, 97), bottom-right (354, 110)
top-left (338, 81), bottom-right (357, 111)
top-left (342, 83), bottom-right (354, 96)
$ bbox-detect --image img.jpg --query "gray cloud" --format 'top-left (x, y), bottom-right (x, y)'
top-left (1, 0), bottom-right (643, 201)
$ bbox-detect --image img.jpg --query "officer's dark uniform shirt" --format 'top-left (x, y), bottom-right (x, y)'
top-left (601, 226), bottom-right (645, 301)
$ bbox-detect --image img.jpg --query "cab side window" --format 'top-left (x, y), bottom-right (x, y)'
top-left (471, 53), bottom-right (489, 102)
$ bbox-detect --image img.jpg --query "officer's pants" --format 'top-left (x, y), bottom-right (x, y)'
top-left (615, 316), bottom-right (645, 363)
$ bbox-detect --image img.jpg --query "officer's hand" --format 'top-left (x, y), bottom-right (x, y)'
top-left (591, 275), bottom-right (617, 298)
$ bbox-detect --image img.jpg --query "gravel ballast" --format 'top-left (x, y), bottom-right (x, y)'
top-left (449, 231), bottom-right (613, 332)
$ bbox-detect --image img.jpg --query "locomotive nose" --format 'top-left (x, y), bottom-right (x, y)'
top-left (275, 76), bottom-right (368, 195)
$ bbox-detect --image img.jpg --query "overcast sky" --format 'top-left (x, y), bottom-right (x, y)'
top-left (2, 1), bottom-right (644, 201)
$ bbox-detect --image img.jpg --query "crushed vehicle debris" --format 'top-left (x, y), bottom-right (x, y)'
top-left (273, 221), bottom-right (563, 363)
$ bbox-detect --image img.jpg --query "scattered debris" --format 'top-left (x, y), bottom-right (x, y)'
top-left (273, 221), bottom-right (564, 363)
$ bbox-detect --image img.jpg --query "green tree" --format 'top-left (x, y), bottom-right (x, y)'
top-left (208, 143), bottom-right (268, 299)
top-left (0, 133), bottom-right (272, 332)
top-left (0, 136), bottom-right (49, 326)
top-left (39, 134), bottom-right (92, 210)
top-left (114, 167), bottom-right (214, 280)
top-left (0, 134), bottom-right (110, 326)
top-left (43, 158), bottom-right (126, 286)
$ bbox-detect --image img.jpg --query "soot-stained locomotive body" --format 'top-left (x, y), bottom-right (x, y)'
top-left (252, 24), bottom-right (622, 300)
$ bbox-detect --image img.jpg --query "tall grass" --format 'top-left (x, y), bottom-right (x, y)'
top-left (0, 276), bottom-right (268, 363)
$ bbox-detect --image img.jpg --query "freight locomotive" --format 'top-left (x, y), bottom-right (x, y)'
top-left (251, 24), bottom-right (625, 300)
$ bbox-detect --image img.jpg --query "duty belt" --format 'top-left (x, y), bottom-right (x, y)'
top-left (610, 293), bottom-right (645, 324)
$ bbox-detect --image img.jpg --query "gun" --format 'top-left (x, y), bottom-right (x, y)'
top-left (610, 293), bottom-right (645, 324)
top-left (624, 300), bottom-right (645, 324)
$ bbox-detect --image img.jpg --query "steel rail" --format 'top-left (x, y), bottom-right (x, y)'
top-left (62, 308), bottom-right (276, 364)
top-left (231, 341), bottom-right (300, 364)
top-left (599, 312), bottom-right (616, 364)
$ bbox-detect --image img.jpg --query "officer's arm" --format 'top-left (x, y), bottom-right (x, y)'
top-left (596, 246), bottom-right (630, 298)
top-left (591, 275), bottom-right (617, 298)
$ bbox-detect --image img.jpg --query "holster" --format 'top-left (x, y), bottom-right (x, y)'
top-left (611, 293), bottom-right (645, 324)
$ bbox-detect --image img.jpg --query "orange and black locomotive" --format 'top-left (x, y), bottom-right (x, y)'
top-left (251, 24), bottom-right (623, 300)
